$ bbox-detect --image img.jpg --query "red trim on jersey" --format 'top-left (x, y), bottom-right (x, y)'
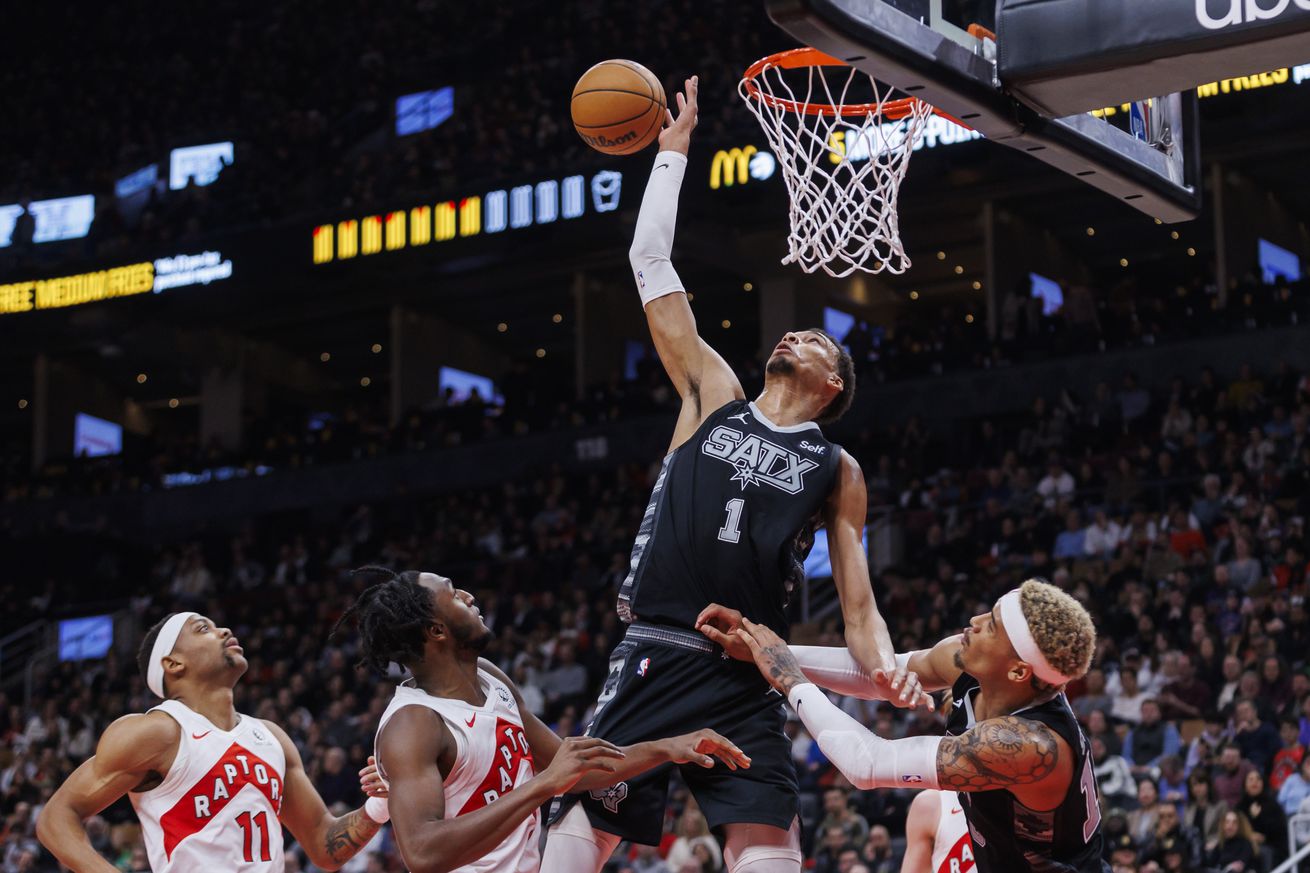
top-left (937, 831), bottom-right (976, 873)
top-left (457, 717), bottom-right (536, 815)
top-left (159, 742), bottom-right (284, 860)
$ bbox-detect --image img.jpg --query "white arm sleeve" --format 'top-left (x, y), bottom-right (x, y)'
top-left (788, 683), bottom-right (941, 791)
top-left (790, 647), bottom-right (917, 700)
top-left (628, 151), bottom-right (688, 308)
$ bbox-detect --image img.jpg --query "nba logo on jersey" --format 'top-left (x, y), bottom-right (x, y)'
top-left (637, 657), bottom-right (651, 677)
top-left (636, 270), bottom-right (645, 288)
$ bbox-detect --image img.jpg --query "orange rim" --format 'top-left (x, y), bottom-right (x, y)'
top-left (742, 47), bottom-right (970, 128)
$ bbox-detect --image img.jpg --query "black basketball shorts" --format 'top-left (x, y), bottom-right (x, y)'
top-left (553, 622), bottom-right (799, 846)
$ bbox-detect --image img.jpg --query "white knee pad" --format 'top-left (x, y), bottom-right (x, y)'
top-left (541, 804), bottom-right (621, 873)
top-left (723, 820), bottom-right (803, 873)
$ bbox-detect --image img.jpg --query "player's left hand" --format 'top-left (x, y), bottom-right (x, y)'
top-left (695, 603), bottom-right (753, 662)
top-left (359, 755), bottom-right (389, 798)
top-left (665, 728), bottom-right (753, 770)
top-left (734, 617), bottom-right (809, 697)
top-left (869, 664), bottom-right (934, 711)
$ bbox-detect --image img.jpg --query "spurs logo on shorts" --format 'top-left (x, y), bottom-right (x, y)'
top-left (589, 782), bottom-right (629, 813)
top-left (700, 426), bottom-right (819, 493)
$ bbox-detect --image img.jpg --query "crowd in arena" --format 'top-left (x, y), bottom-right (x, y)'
top-left (4, 269), bottom-right (1307, 504)
top-left (2, 336), bottom-right (1310, 870)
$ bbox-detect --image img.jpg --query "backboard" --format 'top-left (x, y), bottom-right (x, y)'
top-left (765, 0), bottom-right (1203, 222)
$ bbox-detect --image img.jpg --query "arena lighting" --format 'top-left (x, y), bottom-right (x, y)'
top-left (0, 195), bottom-right (96, 247)
top-left (312, 169), bottom-right (623, 265)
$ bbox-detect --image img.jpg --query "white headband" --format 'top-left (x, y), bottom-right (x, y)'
top-left (997, 590), bottom-right (1072, 686)
top-left (147, 612), bottom-right (197, 698)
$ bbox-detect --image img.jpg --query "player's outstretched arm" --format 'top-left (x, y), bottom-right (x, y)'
top-left (735, 618), bottom-right (1070, 793)
top-left (631, 75), bottom-right (744, 450)
top-left (377, 705), bottom-right (624, 873)
top-left (266, 721), bottom-right (386, 871)
top-left (477, 659), bottom-right (750, 790)
top-left (698, 602), bottom-right (943, 702)
top-left (824, 451), bottom-right (933, 707)
top-left (36, 713), bottom-right (179, 873)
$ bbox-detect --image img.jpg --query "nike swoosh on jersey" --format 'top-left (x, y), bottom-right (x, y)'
top-left (951, 807), bottom-right (963, 815)
top-left (191, 731), bottom-right (212, 740)
top-left (465, 714), bottom-right (477, 727)
top-left (656, 163), bottom-right (670, 170)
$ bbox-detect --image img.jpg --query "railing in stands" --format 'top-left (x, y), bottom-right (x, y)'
top-left (0, 620), bottom-right (49, 690)
top-left (1278, 814), bottom-right (1310, 873)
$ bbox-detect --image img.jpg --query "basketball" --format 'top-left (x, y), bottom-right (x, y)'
top-left (571, 60), bottom-right (667, 155)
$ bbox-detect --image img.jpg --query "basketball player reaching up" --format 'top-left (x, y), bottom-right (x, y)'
top-left (542, 74), bottom-right (929, 873)
top-left (703, 578), bottom-right (1109, 873)
top-left (37, 612), bottom-right (389, 872)
top-left (336, 567), bottom-right (750, 873)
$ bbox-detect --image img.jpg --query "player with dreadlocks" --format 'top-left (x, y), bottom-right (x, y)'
top-left (335, 566), bottom-right (751, 873)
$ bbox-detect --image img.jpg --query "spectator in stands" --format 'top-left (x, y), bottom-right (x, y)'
top-left (1233, 699), bottom-right (1283, 773)
top-left (1213, 745), bottom-right (1258, 809)
top-left (1216, 657), bottom-right (1245, 712)
top-left (1130, 780), bottom-right (1163, 846)
top-left (1277, 756), bottom-right (1310, 817)
top-left (1184, 769), bottom-right (1229, 852)
top-left (1126, 700), bottom-right (1183, 777)
top-left (859, 825), bottom-right (898, 873)
top-left (1085, 511), bottom-right (1123, 560)
top-left (1095, 735), bottom-right (1138, 811)
top-left (1054, 509), bottom-right (1087, 559)
top-left (628, 843), bottom-right (674, 873)
top-left (1205, 810), bottom-right (1259, 873)
top-left (1114, 663), bottom-right (1151, 726)
top-left (812, 825), bottom-right (855, 873)
top-left (820, 786), bottom-right (871, 850)
top-left (665, 808), bottom-right (722, 872)
top-left (1237, 768), bottom-right (1287, 864)
top-left (1226, 537), bottom-right (1263, 592)
top-left (1159, 653), bottom-right (1210, 722)
top-left (1037, 457), bottom-right (1076, 508)
top-left (1157, 757), bottom-right (1189, 814)
top-left (1270, 718), bottom-right (1305, 791)
top-left (1075, 668), bottom-right (1114, 722)
top-left (1141, 803), bottom-right (1201, 872)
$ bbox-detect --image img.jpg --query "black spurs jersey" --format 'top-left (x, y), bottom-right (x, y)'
top-left (617, 399), bottom-right (842, 634)
top-left (945, 673), bottom-right (1109, 873)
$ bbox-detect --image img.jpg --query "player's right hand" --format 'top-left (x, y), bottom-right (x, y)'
top-left (665, 729), bottom-right (752, 771)
top-left (695, 603), bottom-right (753, 662)
top-left (870, 665), bottom-right (934, 711)
top-left (540, 737), bottom-right (627, 795)
top-left (658, 75), bottom-right (698, 156)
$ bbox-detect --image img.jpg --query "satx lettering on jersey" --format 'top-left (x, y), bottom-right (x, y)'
top-left (159, 742), bottom-right (283, 859)
top-left (457, 717), bottom-right (535, 814)
top-left (700, 426), bottom-right (820, 494)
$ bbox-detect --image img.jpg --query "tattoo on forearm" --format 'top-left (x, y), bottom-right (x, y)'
top-left (935, 717), bottom-right (1060, 791)
top-left (762, 643), bottom-right (806, 694)
top-left (324, 808), bottom-right (381, 862)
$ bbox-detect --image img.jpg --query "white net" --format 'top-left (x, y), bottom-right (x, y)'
top-left (739, 56), bottom-right (935, 278)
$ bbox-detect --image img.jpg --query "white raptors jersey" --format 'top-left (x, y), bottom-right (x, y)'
top-left (931, 790), bottom-right (975, 873)
top-left (130, 700), bottom-right (287, 873)
top-left (376, 669), bottom-right (538, 873)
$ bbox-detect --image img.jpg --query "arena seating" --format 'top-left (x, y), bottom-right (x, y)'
top-left (2, 347), bottom-right (1308, 871)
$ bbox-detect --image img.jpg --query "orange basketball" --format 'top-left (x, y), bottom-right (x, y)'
top-left (571, 60), bottom-right (667, 156)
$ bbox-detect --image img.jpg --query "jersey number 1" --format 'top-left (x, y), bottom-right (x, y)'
top-left (718, 499), bottom-right (745, 544)
top-left (236, 810), bottom-right (272, 863)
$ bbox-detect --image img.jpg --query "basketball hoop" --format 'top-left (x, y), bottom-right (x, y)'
top-left (740, 48), bottom-right (968, 278)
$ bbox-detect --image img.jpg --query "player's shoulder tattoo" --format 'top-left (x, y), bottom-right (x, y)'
top-left (936, 715), bottom-right (1061, 791)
